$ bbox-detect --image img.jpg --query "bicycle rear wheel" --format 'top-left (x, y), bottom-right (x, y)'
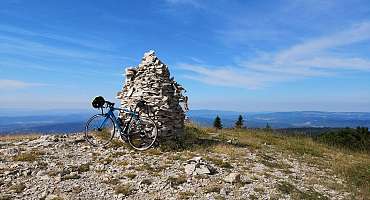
top-left (127, 116), bottom-right (158, 150)
top-left (85, 114), bottom-right (115, 147)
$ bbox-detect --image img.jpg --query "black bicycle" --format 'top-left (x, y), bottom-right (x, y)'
top-left (84, 96), bottom-right (158, 150)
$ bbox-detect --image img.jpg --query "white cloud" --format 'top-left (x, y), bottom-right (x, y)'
top-left (0, 79), bottom-right (47, 89)
top-left (181, 22), bottom-right (370, 89)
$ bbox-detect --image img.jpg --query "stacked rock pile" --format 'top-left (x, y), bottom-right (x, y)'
top-left (116, 50), bottom-right (188, 139)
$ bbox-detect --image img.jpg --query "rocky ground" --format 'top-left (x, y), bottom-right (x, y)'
top-left (0, 134), bottom-right (352, 200)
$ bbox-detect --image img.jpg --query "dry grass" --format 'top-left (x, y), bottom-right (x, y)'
top-left (144, 148), bottom-right (162, 156)
top-left (203, 183), bottom-right (222, 193)
top-left (178, 191), bottom-right (195, 199)
top-left (37, 161), bottom-right (48, 169)
top-left (125, 172), bottom-right (137, 179)
top-left (167, 175), bottom-right (187, 187)
top-left (135, 163), bottom-right (153, 171)
top-left (277, 181), bottom-right (329, 199)
top-left (99, 157), bottom-right (113, 164)
top-left (167, 153), bottom-right (189, 161)
top-left (111, 151), bottom-right (126, 158)
top-left (205, 156), bottom-right (233, 169)
top-left (102, 178), bottom-right (120, 185)
top-left (141, 178), bottom-right (153, 185)
top-left (212, 128), bottom-right (370, 198)
top-left (61, 174), bottom-right (81, 181)
top-left (327, 151), bottom-right (370, 198)
top-left (75, 163), bottom-right (90, 173)
top-left (115, 160), bottom-right (129, 167)
top-left (108, 138), bottom-right (127, 149)
top-left (0, 134), bottom-right (41, 142)
top-left (210, 144), bottom-right (246, 159)
top-left (9, 183), bottom-right (26, 193)
top-left (3, 124), bottom-right (368, 198)
top-left (13, 149), bottom-right (44, 162)
top-left (114, 184), bottom-right (134, 196)
top-left (50, 196), bottom-right (64, 200)
top-left (169, 125), bottom-right (369, 198)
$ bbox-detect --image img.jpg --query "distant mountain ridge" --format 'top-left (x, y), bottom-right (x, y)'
top-left (0, 110), bottom-right (369, 134)
top-left (188, 110), bottom-right (370, 128)
top-left (0, 113), bottom-right (92, 134)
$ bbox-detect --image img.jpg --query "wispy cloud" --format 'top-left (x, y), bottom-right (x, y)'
top-left (0, 24), bottom-right (132, 75)
top-left (179, 63), bottom-right (292, 89)
top-left (164, 0), bottom-right (203, 8)
top-left (244, 22), bottom-right (370, 74)
top-left (181, 22), bottom-right (370, 89)
top-left (0, 24), bottom-right (114, 51)
top-left (0, 34), bottom-right (120, 62)
top-left (0, 79), bottom-right (47, 90)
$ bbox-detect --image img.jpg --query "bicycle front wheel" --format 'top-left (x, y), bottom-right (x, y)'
top-left (127, 116), bottom-right (158, 151)
top-left (85, 114), bottom-right (115, 147)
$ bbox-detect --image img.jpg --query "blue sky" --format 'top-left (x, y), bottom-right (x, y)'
top-left (0, 0), bottom-right (370, 112)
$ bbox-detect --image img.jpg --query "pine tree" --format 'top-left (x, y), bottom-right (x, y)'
top-left (235, 115), bottom-right (244, 129)
top-left (213, 115), bottom-right (223, 129)
top-left (265, 123), bottom-right (272, 131)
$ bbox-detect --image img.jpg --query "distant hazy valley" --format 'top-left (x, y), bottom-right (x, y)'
top-left (1, 110), bottom-right (370, 134)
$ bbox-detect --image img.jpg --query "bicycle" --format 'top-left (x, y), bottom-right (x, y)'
top-left (84, 96), bottom-right (158, 150)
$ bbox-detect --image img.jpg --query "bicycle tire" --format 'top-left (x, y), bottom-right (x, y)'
top-left (127, 116), bottom-right (158, 151)
top-left (85, 114), bottom-right (115, 147)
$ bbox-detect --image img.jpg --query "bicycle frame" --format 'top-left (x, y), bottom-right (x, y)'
top-left (99, 106), bottom-right (140, 136)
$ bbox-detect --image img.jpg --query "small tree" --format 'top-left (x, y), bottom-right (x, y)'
top-left (265, 123), bottom-right (272, 131)
top-left (213, 115), bottom-right (223, 129)
top-left (235, 115), bottom-right (244, 129)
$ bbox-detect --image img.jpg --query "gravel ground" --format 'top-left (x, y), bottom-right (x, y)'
top-left (0, 134), bottom-right (351, 199)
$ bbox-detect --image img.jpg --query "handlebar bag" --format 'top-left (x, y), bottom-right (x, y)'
top-left (92, 96), bottom-right (105, 108)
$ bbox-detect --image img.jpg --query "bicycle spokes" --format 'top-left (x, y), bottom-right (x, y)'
top-left (85, 115), bottom-right (115, 147)
top-left (128, 117), bottom-right (158, 150)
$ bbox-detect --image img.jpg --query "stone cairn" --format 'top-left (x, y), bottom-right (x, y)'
top-left (116, 50), bottom-right (188, 139)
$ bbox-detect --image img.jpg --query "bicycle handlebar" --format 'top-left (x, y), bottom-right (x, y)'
top-left (105, 101), bottom-right (115, 107)
top-left (101, 98), bottom-right (148, 113)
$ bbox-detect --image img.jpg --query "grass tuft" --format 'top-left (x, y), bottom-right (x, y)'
top-left (61, 174), bottom-right (81, 181)
top-left (114, 184), bottom-right (134, 196)
top-left (13, 150), bottom-right (44, 162)
top-left (125, 173), bottom-right (137, 179)
top-left (9, 183), bottom-right (26, 193)
top-left (277, 181), bottom-right (329, 199)
top-left (204, 183), bottom-right (222, 193)
top-left (206, 156), bottom-right (233, 169)
top-left (141, 178), bottom-right (153, 185)
top-left (178, 191), bottom-right (195, 199)
top-left (167, 175), bottom-right (187, 187)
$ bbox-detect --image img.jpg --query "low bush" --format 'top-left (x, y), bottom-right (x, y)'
top-left (316, 127), bottom-right (369, 152)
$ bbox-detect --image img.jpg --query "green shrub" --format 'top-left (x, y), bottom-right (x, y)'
top-left (159, 124), bottom-right (209, 151)
top-left (317, 127), bottom-right (369, 152)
